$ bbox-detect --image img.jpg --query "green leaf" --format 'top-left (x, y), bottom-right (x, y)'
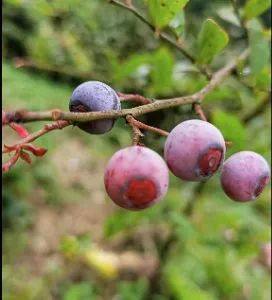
top-left (149, 47), bottom-right (174, 95)
top-left (248, 19), bottom-right (270, 76)
top-left (63, 282), bottom-right (95, 300)
top-left (111, 53), bottom-right (151, 85)
top-left (255, 67), bottom-right (271, 90)
top-left (244, 0), bottom-right (271, 20)
top-left (117, 279), bottom-right (149, 300)
top-left (103, 211), bottom-right (141, 238)
top-left (147, 0), bottom-right (189, 30)
top-left (211, 110), bottom-right (247, 153)
top-left (163, 263), bottom-right (215, 300)
top-left (196, 19), bottom-right (229, 65)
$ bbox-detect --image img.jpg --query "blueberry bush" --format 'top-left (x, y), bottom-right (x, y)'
top-left (2, 0), bottom-right (271, 299)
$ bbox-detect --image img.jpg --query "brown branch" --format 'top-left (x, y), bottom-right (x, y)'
top-left (118, 92), bottom-right (153, 104)
top-left (3, 49), bottom-right (249, 125)
top-left (126, 115), bottom-right (169, 145)
top-left (129, 122), bottom-right (144, 145)
top-left (193, 103), bottom-right (207, 121)
top-left (109, 0), bottom-right (211, 79)
top-left (126, 115), bottom-right (169, 137)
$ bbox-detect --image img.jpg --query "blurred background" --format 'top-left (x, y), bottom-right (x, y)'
top-left (2, 0), bottom-right (271, 299)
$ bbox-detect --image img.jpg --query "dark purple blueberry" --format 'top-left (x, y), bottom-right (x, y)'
top-left (69, 81), bottom-right (121, 134)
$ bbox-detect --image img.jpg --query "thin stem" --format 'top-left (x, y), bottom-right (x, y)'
top-left (118, 92), bottom-right (153, 104)
top-left (3, 49), bottom-right (249, 124)
top-left (193, 103), bottom-right (207, 121)
top-left (126, 115), bottom-right (169, 137)
top-left (129, 122), bottom-right (144, 145)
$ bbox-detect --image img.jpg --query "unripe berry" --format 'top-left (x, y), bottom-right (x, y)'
top-left (164, 119), bottom-right (226, 181)
top-left (104, 146), bottom-right (169, 210)
top-left (69, 81), bottom-right (121, 134)
top-left (220, 151), bottom-right (270, 202)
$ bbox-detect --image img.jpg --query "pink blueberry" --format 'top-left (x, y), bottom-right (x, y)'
top-left (164, 119), bottom-right (226, 181)
top-left (221, 151), bottom-right (270, 202)
top-left (104, 146), bottom-right (169, 210)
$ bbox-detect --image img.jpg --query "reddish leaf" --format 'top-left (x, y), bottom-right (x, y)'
top-left (21, 144), bottom-right (47, 156)
top-left (2, 151), bottom-right (20, 173)
top-left (9, 122), bottom-right (29, 138)
top-left (4, 144), bottom-right (18, 153)
top-left (20, 150), bottom-right (32, 164)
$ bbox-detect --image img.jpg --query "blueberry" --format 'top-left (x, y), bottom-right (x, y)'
top-left (104, 146), bottom-right (169, 210)
top-left (221, 151), bottom-right (270, 202)
top-left (164, 119), bottom-right (226, 181)
top-left (69, 81), bottom-right (121, 134)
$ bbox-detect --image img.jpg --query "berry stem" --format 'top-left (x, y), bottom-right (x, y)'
top-left (126, 115), bottom-right (169, 137)
top-left (193, 103), bottom-right (207, 121)
top-left (118, 92), bottom-right (153, 104)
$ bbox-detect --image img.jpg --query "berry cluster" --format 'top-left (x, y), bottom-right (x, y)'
top-left (70, 81), bottom-right (271, 210)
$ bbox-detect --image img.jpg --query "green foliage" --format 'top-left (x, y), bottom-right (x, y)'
top-left (149, 47), bottom-right (175, 94)
top-left (212, 110), bottom-right (247, 153)
top-left (63, 282), bottom-right (96, 300)
top-left (244, 0), bottom-right (272, 20)
top-left (196, 19), bottom-right (229, 65)
top-left (117, 279), bottom-right (149, 300)
top-left (147, 0), bottom-right (189, 30)
top-left (248, 19), bottom-right (270, 77)
top-left (2, 62), bottom-right (71, 110)
top-left (59, 235), bottom-right (92, 258)
top-left (163, 261), bottom-right (215, 300)
top-left (110, 47), bottom-right (174, 95)
top-left (3, 192), bottom-right (33, 230)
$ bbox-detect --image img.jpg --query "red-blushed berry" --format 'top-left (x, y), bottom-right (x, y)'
top-left (104, 146), bottom-right (169, 210)
top-left (69, 81), bottom-right (121, 134)
top-left (164, 119), bottom-right (226, 181)
top-left (220, 151), bottom-right (270, 202)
